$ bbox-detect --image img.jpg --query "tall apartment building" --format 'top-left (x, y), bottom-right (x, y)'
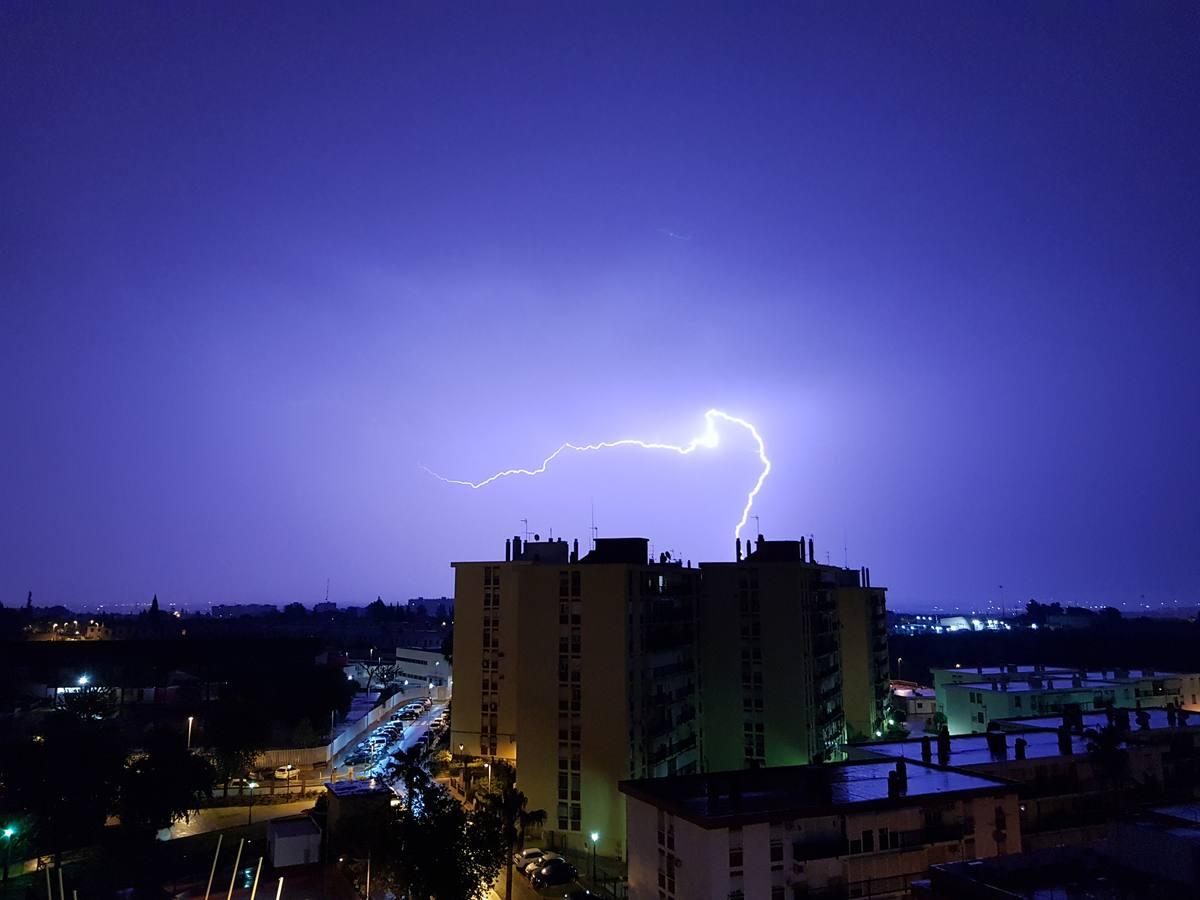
top-left (451, 536), bottom-right (701, 856)
top-left (697, 536), bottom-right (888, 769)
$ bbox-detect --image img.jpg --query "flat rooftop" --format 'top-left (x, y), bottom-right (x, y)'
top-left (862, 729), bottom-right (1101, 766)
top-left (620, 760), bottom-right (1010, 829)
top-left (950, 678), bottom-right (1115, 693)
top-left (999, 708), bottom-right (1185, 731)
top-left (324, 780), bottom-right (391, 798)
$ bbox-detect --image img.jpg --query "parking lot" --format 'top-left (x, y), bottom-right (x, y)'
top-left (334, 695), bottom-right (449, 782)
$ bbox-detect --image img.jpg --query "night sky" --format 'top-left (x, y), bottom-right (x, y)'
top-left (3, 4), bottom-right (1197, 611)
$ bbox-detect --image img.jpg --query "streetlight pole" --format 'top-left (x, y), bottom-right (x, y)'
top-left (2, 825), bottom-right (14, 888)
top-left (247, 782), bottom-right (258, 826)
top-left (187, 716), bottom-right (194, 750)
top-left (589, 831), bottom-right (599, 883)
top-left (458, 744), bottom-right (465, 789)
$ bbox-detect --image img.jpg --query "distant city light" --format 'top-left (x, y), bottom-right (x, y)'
top-left (77, 674), bottom-right (90, 686)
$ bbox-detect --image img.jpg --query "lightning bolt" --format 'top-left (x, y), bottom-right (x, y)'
top-left (422, 408), bottom-right (771, 539)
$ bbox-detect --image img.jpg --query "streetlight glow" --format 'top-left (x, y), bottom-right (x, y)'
top-left (77, 674), bottom-right (90, 686)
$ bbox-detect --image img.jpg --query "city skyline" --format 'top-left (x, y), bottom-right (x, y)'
top-left (4, 4), bottom-right (1198, 610)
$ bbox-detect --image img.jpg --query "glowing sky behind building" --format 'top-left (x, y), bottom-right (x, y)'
top-left (2, 4), bottom-right (1197, 610)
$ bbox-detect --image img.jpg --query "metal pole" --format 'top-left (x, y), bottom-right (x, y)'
top-left (273, 877), bottom-right (284, 900)
top-left (43, 866), bottom-right (50, 900)
top-left (203, 833), bottom-right (223, 900)
top-left (57, 867), bottom-right (64, 900)
top-left (364, 853), bottom-right (370, 900)
top-left (248, 857), bottom-right (263, 900)
top-left (225, 838), bottom-right (244, 900)
top-left (187, 716), bottom-right (194, 750)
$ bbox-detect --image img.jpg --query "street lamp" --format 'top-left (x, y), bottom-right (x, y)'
top-left (896, 657), bottom-right (903, 679)
top-left (458, 743), bottom-right (465, 785)
top-left (2, 825), bottom-right (15, 886)
top-left (187, 716), bottom-right (194, 750)
top-left (77, 674), bottom-right (90, 686)
top-left (485, 762), bottom-right (492, 788)
top-left (589, 831), bottom-right (600, 882)
top-left (247, 782), bottom-right (259, 825)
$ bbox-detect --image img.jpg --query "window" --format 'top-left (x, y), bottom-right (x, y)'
top-left (728, 848), bottom-right (743, 868)
top-left (861, 829), bottom-right (874, 853)
top-left (976, 712), bottom-right (985, 724)
top-left (877, 827), bottom-right (889, 851)
top-left (771, 889), bottom-right (785, 900)
top-left (1014, 695), bottom-right (1022, 708)
top-left (770, 841), bottom-right (783, 862)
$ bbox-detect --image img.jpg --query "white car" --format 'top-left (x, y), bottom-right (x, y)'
top-left (524, 853), bottom-right (559, 876)
top-left (273, 764), bottom-right (300, 780)
top-left (513, 847), bottom-right (546, 869)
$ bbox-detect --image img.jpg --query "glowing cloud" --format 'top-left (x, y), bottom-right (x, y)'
top-left (422, 408), bottom-right (771, 539)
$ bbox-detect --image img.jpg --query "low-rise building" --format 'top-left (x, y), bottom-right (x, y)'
top-left (392, 646), bottom-right (452, 701)
top-left (891, 682), bottom-right (938, 734)
top-left (621, 760), bottom-right (1020, 900)
top-left (268, 815), bottom-right (322, 868)
top-left (932, 665), bottom-right (1200, 734)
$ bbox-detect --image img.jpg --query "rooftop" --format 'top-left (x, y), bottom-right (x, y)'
top-left (861, 729), bottom-right (1101, 767)
top-left (950, 678), bottom-right (1116, 693)
top-left (999, 708), bottom-right (1187, 732)
top-left (619, 760), bottom-right (1010, 829)
top-left (269, 814), bottom-right (321, 837)
top-left (324, 779), bottom-right (391, 798)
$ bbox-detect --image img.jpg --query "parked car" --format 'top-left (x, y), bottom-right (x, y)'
top-left (273, 764), bottom-right (300, 780)
top-left (531, 860), bottom-right (577, 889)
top-left (524, 853), bottom-right (560, 877)
top-left (513, 847), bottom-right (546, 869)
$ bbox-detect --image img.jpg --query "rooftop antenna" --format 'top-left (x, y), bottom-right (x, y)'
top-left (752, 515), bottom-right (761, 536)
top-left (521, 518), bottom-right (532, 541)
top-left (590, 502), bottom-right (598, 550)
top-left (324, 579), bottom-right (330, 604)
top-left (843, 530), bottom-right (848, 569)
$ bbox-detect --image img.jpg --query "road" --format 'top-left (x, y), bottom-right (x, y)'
top-left (345, 699), bottom-right (448, 780)
top-left (167, 798), bottom-right (316, 839)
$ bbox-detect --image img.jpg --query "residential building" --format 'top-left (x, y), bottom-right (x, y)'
top-left (849, 721), bottom-right (1175, 852)
top-left (932, 665), bottom-right (1200, 734)
top-left (621, 759), bottom-right (1020, 900)
top-left (450, 535), bottom-right (701, 856)
top-left (392, 646), bottom-right (452, 700)
top-left (891, 682), bottom-right (938, 734)
top-left (698, 536), bottom-right (883, 768)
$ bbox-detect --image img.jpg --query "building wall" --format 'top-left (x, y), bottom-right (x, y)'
top-left (698, 560), bottom-right (845, 770)
top-left (453, 547), bottom-right (700, 856)
top-left (839, 587), bottom-right (889, 739)
top-left (627, 791), bottom-right (1020, 900)
top-left (944, 682), bottom-right (1138, 734)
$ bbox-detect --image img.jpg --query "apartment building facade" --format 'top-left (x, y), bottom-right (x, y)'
top-left (451, 536), bottom-right (701, 855)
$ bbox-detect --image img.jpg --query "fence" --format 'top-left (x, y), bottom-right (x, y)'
top-left (251, 686), bottom-right (423, 772)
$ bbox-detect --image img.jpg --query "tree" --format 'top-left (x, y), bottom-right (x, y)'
top-left (282, 601), bottom-right (308, 619)
top-left (57, 684), bottom-right (118, 720)
top-left (149, 594), bottom-right (160, 617)
top-left (1084, 723), bottom-right (1130, 790)
top-left (118, 727), bottom-right (215, 840)
top-left (484, 778), bottom-right (546, 900)
top-left (374, 781), bottom-right (505, 900)
top-left (0, 708), bottom-right (125, 866)
top-left (363, 662), bottom-right (400, 696)
top-left (386, 747), bottom-right (431, 804)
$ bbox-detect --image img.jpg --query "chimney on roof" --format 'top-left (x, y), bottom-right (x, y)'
top-left (505, 539), bottom-right (512, 562)
top-left (808, 536), bottom-right (815, 563)
top-left (571, 539), bottom-right (579, 564)
top-left (985, 731), bottom-right (1007, 758)
top-left (513, 535), bottom-right (522, 558)
top-left (896, 758), bottom-right (908, 792)
top-left (921, 735), bottom-right (932, 763)
top-left (1056, 725), bottom-right (1072, 755)
top-left (1015, 737), bottom-right (1027, 760)
top-left (800, 538), bottom-right (806, 562)
top-left (866, 567), bottom-right (871, 587)
top-left (1072, 674), bottom-right (1082, 689)
top-left (736, 538), bottom-right (742, 562)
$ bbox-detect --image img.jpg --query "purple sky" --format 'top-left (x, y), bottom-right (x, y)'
top-left (2, 4), bottom-right (1197, 611)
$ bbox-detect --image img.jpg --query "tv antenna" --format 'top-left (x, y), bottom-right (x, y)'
top-left (520, 518), bottom-right (532, 541)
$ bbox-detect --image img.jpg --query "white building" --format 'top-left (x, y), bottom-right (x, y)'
top-left (621, 760), bottom-right (1019, 900)
top-left (268, 815), bottom-right (321, 868)
top-left (393, 646), bottom-right (452, 701)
